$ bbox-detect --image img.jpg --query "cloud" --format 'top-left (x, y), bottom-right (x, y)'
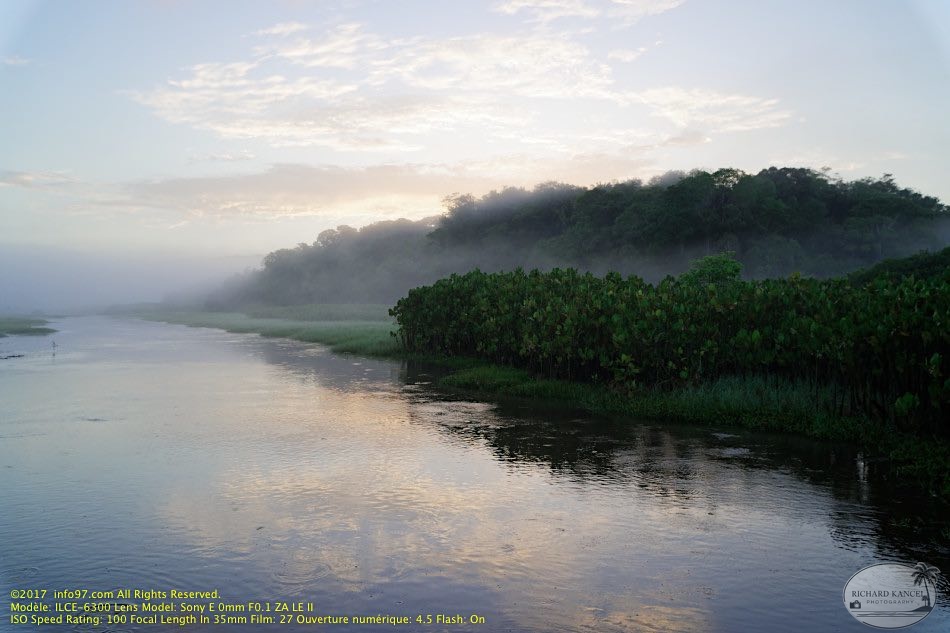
top-left (494, 0), bottom-right (684, 23)
top-left (0, 170), bottom-right (77, 189)
top-left (493, 0), bottom-right (600, 22)
top-left (608, 0), bottom-right (685, 23)
top-left (253, 22), bottom-right (308, 37)
top-left (129, 12), bottom-right (791, 160)
top-left (133, 26), bottom-right (616, 150)
top-left (188, 150), bottom-right (256, 162)
top-left (461, 151), bottom-right (655, 185)
top-left (661, 129), bottom-right (711, 146)
top-left (635, 87), bottom-right (792, 132)
top-left (130, 61), bottom-right (370, 149)
top-left (608, 47), bottom-right (647, 62)
top-left (256, 23), bottom-right (387, 68)
top-left (137, 80), bottom-right (525, 151)
top-left (118, 149), bottom-right (666, 222)
top-left (122, 163), bottom-right (498, 220)
top-left (0, 169), bottom-right (147, 223)
top-left (2, 55), bottom-right (31, 66)
top-left (374, 33), bottom-right (616, 99)
top-left (258, 23), bottom-right (616, 99)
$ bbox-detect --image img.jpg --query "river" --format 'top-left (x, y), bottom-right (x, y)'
top-left (1, 316), bottom-right (947, 632)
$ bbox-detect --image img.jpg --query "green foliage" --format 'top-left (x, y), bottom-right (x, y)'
top-left (678, 252), bottom-right (742, 287)
top-left (217, 169), bottom-right (948, 307)
top-left (391, 256), bottom-right (950, 439)
top-left (849, 246), bottom-right (950, 285)
top-left (439, 365), bottom-right (950, 497)
top-left (440, 365), bottom-right (535, 392)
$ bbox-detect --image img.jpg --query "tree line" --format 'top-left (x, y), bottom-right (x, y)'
top-left (208, 167), bottom-right (948, 307)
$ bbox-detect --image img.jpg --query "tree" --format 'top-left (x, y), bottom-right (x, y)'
top-left (912, 562), bottom-right (941, 608)
top-left (745, 235), bottom-right (805, 278)
top-left (678, 251), bottom-right (742, 287)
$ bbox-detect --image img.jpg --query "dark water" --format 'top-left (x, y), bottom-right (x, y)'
top-left (1, 316), bottom-right (947, 632)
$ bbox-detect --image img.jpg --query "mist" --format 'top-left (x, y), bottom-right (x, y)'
top-left (10, 167), bottom-right (944, 316)
top-left (0, 245), bottom-right (261, 314)
top-left (206, 167), bottom-right (950, 309)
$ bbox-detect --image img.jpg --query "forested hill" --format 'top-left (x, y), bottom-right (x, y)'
top-left (209, 167), bottom-right (950, 307)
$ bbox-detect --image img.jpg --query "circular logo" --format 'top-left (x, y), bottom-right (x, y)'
top-left (843, 562), bottom-right (940, 629)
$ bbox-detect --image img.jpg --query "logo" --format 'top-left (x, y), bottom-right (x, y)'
top-left (843, 562), bottom-right (941, 629)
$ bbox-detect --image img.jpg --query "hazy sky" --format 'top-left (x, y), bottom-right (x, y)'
top-left (2, 0), bottom-right (949, 262)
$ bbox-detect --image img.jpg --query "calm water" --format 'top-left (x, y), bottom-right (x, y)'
top-left (1, 316), bottom-right (947, 632)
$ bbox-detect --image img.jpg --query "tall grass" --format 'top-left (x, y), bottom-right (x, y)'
top-left (441, 367), bottom-right (834, 433)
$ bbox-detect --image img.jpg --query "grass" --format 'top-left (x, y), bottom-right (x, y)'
top-left (138, 307), bottom-right (950, 498)
top-left (443, 367), bottom-right (837, 431)
top-left (439, 365), bottom-right (950, 498)
top-left (241, 303), bottom-right (392, 322)
top-left (0, 317), bottom-right (56, 337)
top-left (138, 310), bottom-right (401, 356)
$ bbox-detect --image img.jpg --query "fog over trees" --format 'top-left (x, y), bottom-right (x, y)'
top-left (207, 167), bottom-right (949, 308)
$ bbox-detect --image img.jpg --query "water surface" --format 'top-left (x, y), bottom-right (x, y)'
top-left (1, 317), bottom-right (947, 632)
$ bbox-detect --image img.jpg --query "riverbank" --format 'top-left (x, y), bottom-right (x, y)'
top-left (11, 314), bottom-right (943, 633)
top-left (138, 309), bottom-right (950, 498)
top-left (137, 310), bottom-right (401, 356)
top-left (442, 365), bottom-right (950, 498)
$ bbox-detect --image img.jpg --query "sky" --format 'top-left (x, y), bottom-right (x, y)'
top-left (1, 0), bottom-right (949, 309)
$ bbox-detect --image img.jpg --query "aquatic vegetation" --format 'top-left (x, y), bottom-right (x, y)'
top-left (139, 311), bottom-right (400, 356)
top-left (0, 317), bottom-right (56, 337)
top-left (138, 257), bottom-right (950, 496)
top-left (391, 256), bottom-right (949, 440)
top-left (241, 303), bottom-right (392, 322)
top-left (390, 253), bottom-right (950, 497)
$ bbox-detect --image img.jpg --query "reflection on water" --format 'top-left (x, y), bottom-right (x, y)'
top-left (1, 317), bottom-right (947, 632)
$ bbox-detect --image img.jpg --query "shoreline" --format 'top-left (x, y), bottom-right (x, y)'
top-left (136, 309), bottom-right (950, 499)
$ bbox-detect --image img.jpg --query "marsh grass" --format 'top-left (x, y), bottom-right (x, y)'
top-left (140, 311), bottom-right (401, 356)
top-left (0, 317), bottom-right (56, 336)
top-left (441, 367), bottom-right (832, 432)
top-left (440, 365), bottom-right (950, 496)
top-left (242, 303), bottom-right (391, 322)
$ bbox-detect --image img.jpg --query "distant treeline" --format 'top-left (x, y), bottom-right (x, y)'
top-left (209, 167), bottom-right (949, 307)
top-left (390, 253), bottom-right (950, 438)
top-left (848, 244), bottom-right (950, 286)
